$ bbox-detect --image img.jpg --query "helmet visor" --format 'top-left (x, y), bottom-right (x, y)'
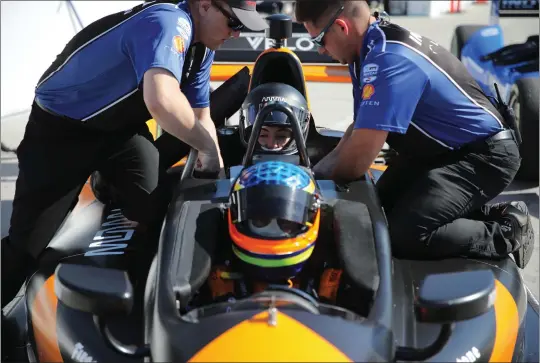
top-left (229, 184), bottom-right (318, 239)
top-left (245, 103), bottom-right (309, 128)
top-left (247, 218), bottom-right (307, 238)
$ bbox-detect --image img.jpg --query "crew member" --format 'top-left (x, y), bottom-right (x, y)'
top-left (1, 0), bottom-right (269, 308)
top-left (294, 0), bottom-right (534, 267)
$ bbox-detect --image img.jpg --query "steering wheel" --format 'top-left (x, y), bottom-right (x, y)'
top-left (179, 147), bottom-right (227, 183)
top-left (179, 148), bottom-right (199, 184)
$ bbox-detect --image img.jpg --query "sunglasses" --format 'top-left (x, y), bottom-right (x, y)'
top-left (211, 1), bottom-right (245, 31)
top-left (310, 5), bottom-right (345, 48)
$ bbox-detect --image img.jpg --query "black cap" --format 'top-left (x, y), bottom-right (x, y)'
top-left (229, 0), bottom-right (269, 31)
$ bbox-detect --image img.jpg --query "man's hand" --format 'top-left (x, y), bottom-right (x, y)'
top-left (330, 128), bottom-right (388, 182)
top-left (193, 107), bottom-right (224, 173)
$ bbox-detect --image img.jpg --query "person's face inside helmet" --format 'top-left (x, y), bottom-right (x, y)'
top-left (258, 126), bottom-right (293, 151)
top-left (248, 217), bottom-right (306, 238)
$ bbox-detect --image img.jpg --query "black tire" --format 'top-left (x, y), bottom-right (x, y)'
top-left (451, 25), bottom-right (485, 60)
top-left (509, 77), bottom-right (539, 181)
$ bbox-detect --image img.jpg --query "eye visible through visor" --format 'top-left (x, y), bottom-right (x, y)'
top-left (229, 185), bottom-right (318, 228)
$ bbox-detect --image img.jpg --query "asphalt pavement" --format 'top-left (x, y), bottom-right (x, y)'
top-left (1, 4), bottom-right (538, 298)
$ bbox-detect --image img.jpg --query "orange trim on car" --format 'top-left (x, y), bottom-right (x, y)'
top-left (369, 164), bottom-right (388, 172)
top-left (211, 63), bottom-right (351, 84)
top-left (188, 310), bottom-right (353, 362)
top-left (489, 280), bottom-right (519, 362)
top-left (31, 275), bottom-right (63, 362)
top-left (73, 181), bottom-right (96, 213)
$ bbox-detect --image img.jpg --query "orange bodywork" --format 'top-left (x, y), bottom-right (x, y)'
top-left (31, 276), bottom-right (63, 363)
top-left (210, 63), bottom-right (351, 83)
top-left (188, 310), bottom-right (353, 362)
top-left (489, 280), bottom-right (520, 362)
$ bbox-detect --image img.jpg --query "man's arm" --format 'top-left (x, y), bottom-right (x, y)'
top-left (143, 68), bottom-right (218, 156)
top-left (122, 9), bottom-right (219, 155)
top-left (313, 122), bottom-right (354, 178)
top-left (325, 50), bottom-right (429, 182)
top-left (330, 128), bottom-right (388, 182)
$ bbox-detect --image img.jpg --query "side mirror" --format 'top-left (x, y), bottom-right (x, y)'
top-left (415, 269), bottom-right (496, 323)
top-left (54, 263), bottom-right (134, 316)
top-left (395, 269), bottom-right (496, 361)
top-left (54, 263), bottom-right (149, 358)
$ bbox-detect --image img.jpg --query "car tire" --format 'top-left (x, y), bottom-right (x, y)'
top-left (451, 25), bottom-right (485, 60)
top-left (509, 77), bottom-right (539, 182)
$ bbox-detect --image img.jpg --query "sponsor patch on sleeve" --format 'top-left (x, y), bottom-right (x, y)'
top-left (362, 84), bottom-right (375, 100)
top-left (362, 63), bottom-right (379, 83)
top-left (172, 35), bottom-right (185, 53)
top-left (177, 17), bottom-right (192, 39)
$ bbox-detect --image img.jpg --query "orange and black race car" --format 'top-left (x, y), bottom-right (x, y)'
top-left (2, 14), bottom-right (539, 363)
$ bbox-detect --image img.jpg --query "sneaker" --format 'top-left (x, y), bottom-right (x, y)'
top-left (488, 201), bottom-right (528, 219)
top-left (496, 203), bottom-right (535, 269)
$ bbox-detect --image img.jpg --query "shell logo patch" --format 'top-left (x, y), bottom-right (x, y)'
top-left (173, 35), bottom-right (185, 53)
top-left (362, 84), bottom-right (375, 100)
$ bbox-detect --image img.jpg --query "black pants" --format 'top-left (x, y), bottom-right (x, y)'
top-left (377, 136), bottom-right (521, 260)
top-left (2, 103), bottom-right (189, 307)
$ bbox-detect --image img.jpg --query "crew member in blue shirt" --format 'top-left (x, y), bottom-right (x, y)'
top-left (295, 0), bottom-right (534, 267)
top-left (1, 0), bottom-right (268, 309)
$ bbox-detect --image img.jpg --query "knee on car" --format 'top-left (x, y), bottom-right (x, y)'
top-left (386, 214), bottom-right (431, 258)
top-left (120, 187), bottom-right (169, 226)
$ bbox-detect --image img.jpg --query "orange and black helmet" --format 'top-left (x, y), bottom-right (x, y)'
top-left (228, 161), bottom-right (321, 282)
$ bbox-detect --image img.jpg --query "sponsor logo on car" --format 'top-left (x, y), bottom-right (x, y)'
top-left (72, 342), bottom-right (94, 362)
top-left (85, 209), bottom-right (138, 256)
top-left (362, 84), bottom-right (375, 100)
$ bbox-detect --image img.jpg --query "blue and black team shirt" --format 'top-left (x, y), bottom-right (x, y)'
top-left (35, 1), bottom-right (214, 130)
top-left (349, 20), bottom-right (506, 156)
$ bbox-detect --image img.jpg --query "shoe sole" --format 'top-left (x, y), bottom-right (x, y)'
top-left (511, 203), bottom-right (535, 269)
top-left (510, 201), bottom-right (529, 215)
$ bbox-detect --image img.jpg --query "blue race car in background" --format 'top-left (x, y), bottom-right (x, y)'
top-left (451, 0), bottom-right (539, 181)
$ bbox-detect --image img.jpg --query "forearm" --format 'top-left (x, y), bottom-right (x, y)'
top-left (334, 122), bottom-right (355, 152)
top-left (148, 93), bottom-right (216, 153)
top-left (331, 150), bottom-right (372, 182)
top-left (143, 69), bottom-right (217, 154)
top-left (314, 122), bottom-right (354, 177)
top-left (195, 109), bottom-right (220, 147)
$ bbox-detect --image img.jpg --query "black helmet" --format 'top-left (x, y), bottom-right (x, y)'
top-left (239, 83), bottom-right (310, 155)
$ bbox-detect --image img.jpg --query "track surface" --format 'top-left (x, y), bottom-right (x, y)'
top-left (1, 4), bottom-right (538, 298)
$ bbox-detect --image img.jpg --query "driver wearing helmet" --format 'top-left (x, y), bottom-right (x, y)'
top-left (239, 82), bottom-right (311, 154)
top-left (187, 161), bottom-right (371, 316)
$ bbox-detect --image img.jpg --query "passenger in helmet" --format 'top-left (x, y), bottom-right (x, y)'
top-left (185, 161), bottom-right (373, 318)
top-left (227, 160), bottom-right (321, 282)
top-left (239, 83), bottom-right (310, 154)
